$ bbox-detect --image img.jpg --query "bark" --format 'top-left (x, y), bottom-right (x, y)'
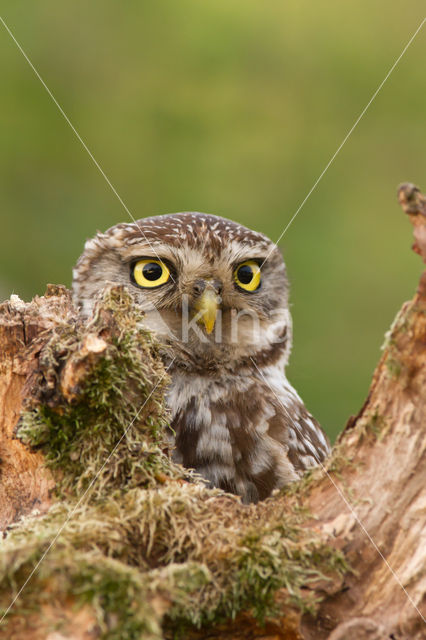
top-left (0, 286), bottom-right (73, 529)
top-left (298, 183), bottom-right (426, 637)
top-left (0, 184), bottom-right (425, 639)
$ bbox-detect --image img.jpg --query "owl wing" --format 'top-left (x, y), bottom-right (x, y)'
top-left (265, 379), bottom-right (331, 475)
top-left (286, 402), bottom-right (330, 474)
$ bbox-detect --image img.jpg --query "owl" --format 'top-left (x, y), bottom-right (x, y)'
top-left (72, 213), bottom-right (330, 503)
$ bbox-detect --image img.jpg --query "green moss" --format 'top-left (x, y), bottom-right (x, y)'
top-left (381, 300), bottom-right (417, 381)
top-left (0, 484), bottom-right (348, 637)
top-left (363, 410), bottom-right (388, 439)
top-left (0, 286), bottom-right (349, 638)
top-left (278, 467), bottom-right (320, 501)
top-left (385, 355), bottom-right (401, 379)
top-left (17, 286), bottom-right (184, 499)
top-left (0, 522), bottom-right (210, 640)
top-left (324, 445), bottom-right (356, 478)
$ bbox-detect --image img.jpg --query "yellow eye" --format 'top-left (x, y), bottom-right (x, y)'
top-left (132, 259), bottom-right (170, 288)
top-left (234, 260), bottom-right (261, 292)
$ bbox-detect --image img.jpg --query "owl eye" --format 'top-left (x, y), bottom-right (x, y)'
top-left (132, 259), bottom-right (170, 288)
top-left (234, 260), bottom-right (261, 292)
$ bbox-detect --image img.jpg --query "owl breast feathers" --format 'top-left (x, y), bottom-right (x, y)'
top-left (73, 212), bottom-right (330, 503)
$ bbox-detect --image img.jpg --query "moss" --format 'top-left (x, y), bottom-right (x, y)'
top-left (278, 467), bottom-right (320, 502)
top-left (0, 526), bottom-right (210, 640)
top-left (0, 285), bottom-right (349, 638)
top-left (0, 485), bottom-right (347, 637)
top-left (381, 300), bottom-right (412, 352)
top-left (324, 444), bottom-right (357, 478)
top-left (381, 299), bottom-right (416, 380)
top-left (17, 286), bottom-right (185, 499)
top-left (362, 410), bottom-right (388, 440)
top-left (385, 355), bottom-right (402, 379)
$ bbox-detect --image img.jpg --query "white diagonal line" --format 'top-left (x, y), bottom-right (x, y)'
top-left (250, 356), bottom-right (426, 625)
top-left (0, 358), bottom-right (175, 624)
top-left (0, 15), bottom-right (176, 283)
top-left (2, 7), bottom-right (425, 627)
top-left (0, 16), bottom-right (180, 621)
top-left (260, 16), bottom-right (426, 269)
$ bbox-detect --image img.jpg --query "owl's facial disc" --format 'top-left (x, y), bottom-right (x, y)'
top-left (72, 212), bottom-right (291, 360)
top-left (127, 252), bottom-right (275, 343)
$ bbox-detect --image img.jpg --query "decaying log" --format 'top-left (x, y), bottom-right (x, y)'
top-left (298, 182), bottom-right (426, 637)
top-left (0, 185), bottom-right (425, 639)
top-left (0, 286), bottom-right (73, 529)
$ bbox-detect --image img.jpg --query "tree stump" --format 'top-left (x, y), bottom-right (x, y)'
top-left (0, 184), bottom-right (424, 639)
top-left (0, 287), bottom-right (73, 529)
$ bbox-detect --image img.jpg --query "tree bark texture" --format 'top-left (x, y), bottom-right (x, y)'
top-left (0, 185), bottom-right (425, 639)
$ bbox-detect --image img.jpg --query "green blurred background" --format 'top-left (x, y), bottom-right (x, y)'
top-left (1, 1), bottom-right (425, 441)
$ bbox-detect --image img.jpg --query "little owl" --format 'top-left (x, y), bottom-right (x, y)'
top-left (72, 213), bottom-right (330, 503)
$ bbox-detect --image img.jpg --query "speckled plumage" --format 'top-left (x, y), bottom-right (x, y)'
top-left (73, 212), bottom-right (330, 503)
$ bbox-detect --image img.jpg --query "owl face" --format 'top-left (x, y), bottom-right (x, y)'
top-left (73, 213), bottom-right (291, 368)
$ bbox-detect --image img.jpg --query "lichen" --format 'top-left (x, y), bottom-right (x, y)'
top-left (0, 285), bottom-right (349, 639)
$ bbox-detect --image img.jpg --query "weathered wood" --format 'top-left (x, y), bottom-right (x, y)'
top-left (299, 183), bottom-right (426, 638)
top-left (0, 286), bottom-right (74, 529)
top-left (0, 186), bottom-right (424, 639)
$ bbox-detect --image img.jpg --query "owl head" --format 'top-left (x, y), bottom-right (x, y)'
top-left (72, 213), bottom-right (292, 371)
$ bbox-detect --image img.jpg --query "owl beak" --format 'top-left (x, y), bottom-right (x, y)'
top-left (193, 288), bottom-right (219, 334)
